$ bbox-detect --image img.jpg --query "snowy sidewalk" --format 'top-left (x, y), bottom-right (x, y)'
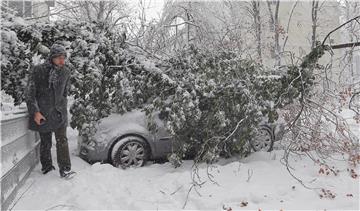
top-left (9, 126), bottom-right (359, 210)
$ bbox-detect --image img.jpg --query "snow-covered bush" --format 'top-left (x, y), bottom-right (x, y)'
top-left (1, 13), bottom-right (32, 105)
top-left (1, 13), bottom-right (128, 143)
top-left (65, 22), bottom-right (126, 141)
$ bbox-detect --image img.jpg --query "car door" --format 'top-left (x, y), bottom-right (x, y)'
top-left (152, 112), bottom-right (174, 156)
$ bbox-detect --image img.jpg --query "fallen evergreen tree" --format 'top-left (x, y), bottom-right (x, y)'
top-left (1, 12), bottom-right (330, 167)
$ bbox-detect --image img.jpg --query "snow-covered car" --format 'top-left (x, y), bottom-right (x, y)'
top-left (78, 110), bottom-right (173, 168)
top-left (78, 110), bottom-right (284, 168)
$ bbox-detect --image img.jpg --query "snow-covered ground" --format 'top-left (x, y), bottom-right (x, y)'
top-left (10, 124), bottom-right (359, 210)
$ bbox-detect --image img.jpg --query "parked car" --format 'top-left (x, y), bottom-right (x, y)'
top-left (78, 109), bottom-right (284, 168)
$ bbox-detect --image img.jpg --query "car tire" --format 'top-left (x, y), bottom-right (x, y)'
top-left (111, 136), bottom-right (149, 168)
top-left (250, 125), bottom-right (275, 152)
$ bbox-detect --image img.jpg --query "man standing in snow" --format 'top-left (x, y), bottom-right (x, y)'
top-left (26, 43), bottom-right (75, 178)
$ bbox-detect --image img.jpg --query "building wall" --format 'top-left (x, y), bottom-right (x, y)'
top-left (161, 1), bottom-right (341, 58)
top-left (279, 1), bottom-right (341, 55)
top-left (2, 0), bottom-right (54, 21)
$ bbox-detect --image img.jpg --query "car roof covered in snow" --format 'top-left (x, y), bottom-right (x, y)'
top-left (93, 109), bottom-right (150, 145)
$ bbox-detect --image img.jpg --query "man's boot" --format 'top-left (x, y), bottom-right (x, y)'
top-left (59, 166), bottom-right (76, 179)
top-left (42, 165), bottom-right (55, 174)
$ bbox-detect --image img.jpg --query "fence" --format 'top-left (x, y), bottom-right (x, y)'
top-left (1, 105), bottom-right (40, 210)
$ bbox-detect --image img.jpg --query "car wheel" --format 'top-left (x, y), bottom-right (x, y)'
top-left (111, 136), bottom-right (149, 168)
top-left (250, 125), bottom-right (274, 152)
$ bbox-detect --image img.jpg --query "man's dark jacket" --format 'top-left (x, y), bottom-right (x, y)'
top-left (25, 60), bottom-right (71, 133)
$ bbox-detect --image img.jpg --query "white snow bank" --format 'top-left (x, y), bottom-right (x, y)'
top-left (10, 128), bottom-right (359, 210)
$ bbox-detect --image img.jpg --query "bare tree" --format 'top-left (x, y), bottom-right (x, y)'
top-left (282, 1), bottom-right (298, 52)
top-left (251, 0), bottom-right (263, 63)
top-left (266, 0), bottom-right (281, 66)
top-left (52, 1), bottom-right (130, 30)
top-left (311, 0), bottom-right (320, 49)
top-left (342, 0), bottom-right (360, 82)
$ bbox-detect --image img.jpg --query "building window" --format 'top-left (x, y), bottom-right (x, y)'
top-left (45, 0), bottom-right (55, 7)
top-left (3, 0), bottom-right (32, 18)
top-left (24, 1), bottom-right (32, 18)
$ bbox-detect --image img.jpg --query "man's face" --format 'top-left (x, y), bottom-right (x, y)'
top-left (52, 55), bottom-right (66, 67)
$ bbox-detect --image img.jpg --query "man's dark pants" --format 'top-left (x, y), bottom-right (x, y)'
top-left (39, 126), bottom-right (71, 171)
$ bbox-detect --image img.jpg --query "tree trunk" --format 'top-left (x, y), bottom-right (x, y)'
top-left (274, 0), bottom-right (280, 66)
top-left (97, 1), bottom-right (105, 22)
top-left (252, 1), bottom-right (262, 64)
top-left (267, 0), bottom-right (281, 66)
top-left (311, 0), bottom-right (319, 49)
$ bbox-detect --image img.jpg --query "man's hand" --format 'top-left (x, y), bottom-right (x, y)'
top-left (34, 112), bottom-right (46, 125)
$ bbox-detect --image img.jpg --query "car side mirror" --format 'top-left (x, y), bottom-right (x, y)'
top-left (158, 110), bottom-right (168, 120)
